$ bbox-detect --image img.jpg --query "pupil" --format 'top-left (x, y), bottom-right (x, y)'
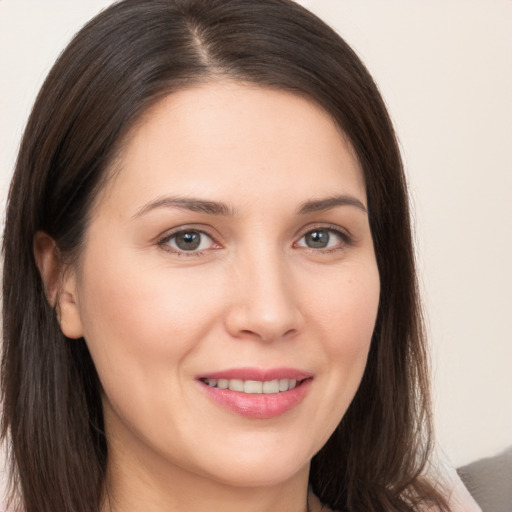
top-left (176, 232), bottom-right (200, 251)
top-left (306, 230), bottom-right (329, 248)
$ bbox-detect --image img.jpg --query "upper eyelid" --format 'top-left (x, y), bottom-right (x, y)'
top-left (294, 223), bottom-right (352, 241)
top-left (157, 225), bottom-right (218, 243)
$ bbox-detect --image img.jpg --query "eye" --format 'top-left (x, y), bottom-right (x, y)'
top-left (162, 229), bottom-right (217, 253)
top-left (295, 227), bottom-right (347, 250)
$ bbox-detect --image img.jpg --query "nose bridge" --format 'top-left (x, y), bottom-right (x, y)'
top-left (226, 241), bottom-right (302, 341)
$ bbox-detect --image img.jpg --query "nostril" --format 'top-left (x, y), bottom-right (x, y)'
top-left (223, 278), bottom-right (304, 342)
top-left (237, 326), bottom-right (298, 343)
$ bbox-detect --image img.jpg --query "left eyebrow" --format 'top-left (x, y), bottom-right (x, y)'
top-left (297, 195), bottom-right (367, 215)
top-left (132, 196), bottom-right (236, 218)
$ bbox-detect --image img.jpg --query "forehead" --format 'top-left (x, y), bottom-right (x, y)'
top-left (98, 81), bottom-right (366, 214)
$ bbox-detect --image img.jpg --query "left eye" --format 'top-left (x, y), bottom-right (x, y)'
top-left (296, 228), bottom-right (343, 250)
top-left (164, 230), bottom-right (215, 252)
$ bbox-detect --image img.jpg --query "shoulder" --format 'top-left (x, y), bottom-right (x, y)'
top-left (309, 471), bottom-right (483, 512)
top-left (430, 464), bottom-right (482, 512)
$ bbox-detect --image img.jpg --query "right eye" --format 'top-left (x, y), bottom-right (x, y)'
top-left (160, 229), bottom-right (217, 254)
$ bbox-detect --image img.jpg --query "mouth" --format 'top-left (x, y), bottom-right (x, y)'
top-left (200, 377), bottom-right (301, 394)
top-left (197, 368), bottom-right (313, 419)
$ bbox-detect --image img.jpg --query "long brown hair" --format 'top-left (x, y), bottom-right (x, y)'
top-left (2, 1), bottom-right (447, 511)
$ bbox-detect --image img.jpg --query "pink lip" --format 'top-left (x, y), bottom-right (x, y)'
top-left (196, 367), bottom-right (313, 419)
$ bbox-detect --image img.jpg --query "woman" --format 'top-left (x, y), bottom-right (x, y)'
top-left (1, 1), bottom-right (480, 511)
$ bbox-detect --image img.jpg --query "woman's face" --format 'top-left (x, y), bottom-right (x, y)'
top-left (62, 82), bottom-right (380, 490)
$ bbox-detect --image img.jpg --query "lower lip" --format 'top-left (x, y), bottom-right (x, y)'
top-left (199, 379), bottom-right (312, 419)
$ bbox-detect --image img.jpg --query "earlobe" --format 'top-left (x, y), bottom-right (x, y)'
top-left (33, 231), bottom-right (84, 339)
top-left (58, 294), bottom-right (85, 339)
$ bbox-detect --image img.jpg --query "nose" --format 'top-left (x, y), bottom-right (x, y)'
top-left (224, 249), bottom-right (304, 343)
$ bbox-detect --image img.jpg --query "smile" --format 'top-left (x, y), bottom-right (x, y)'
top-left (201, 378), bottom-right (298, 394)
top-left (197, 368), bottom-right (313, 419)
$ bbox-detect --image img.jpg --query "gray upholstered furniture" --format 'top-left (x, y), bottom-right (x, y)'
top-left (457, 446), bottom-right (512, 512)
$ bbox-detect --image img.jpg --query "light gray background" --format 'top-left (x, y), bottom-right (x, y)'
top-left (1, 0), bottom-right (511, 472)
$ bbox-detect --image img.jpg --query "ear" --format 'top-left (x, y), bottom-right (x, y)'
top-left (33, 231), bottom-right (84, 339)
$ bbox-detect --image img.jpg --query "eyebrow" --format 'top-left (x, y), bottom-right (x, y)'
top-left (297, 195), bottom-right (367, 215)
top-left (133, 196), bottom-right (236, 218)
top-left (133, 193), bottom-right (367, 219)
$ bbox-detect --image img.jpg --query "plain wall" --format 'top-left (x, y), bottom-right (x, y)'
top-left (1, 0), bottom-right (511, 472)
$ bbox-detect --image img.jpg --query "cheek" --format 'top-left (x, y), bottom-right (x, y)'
top-left (311, 262), bottom-right (380, 355)
top-left (309, 261), bottom-right (379, 408)
top-left (75, 252), bottom-right (228, 449)
top-left (76, 249), bottom-right (224, 382)
top-left (289, 260), bottom-right (379, 448)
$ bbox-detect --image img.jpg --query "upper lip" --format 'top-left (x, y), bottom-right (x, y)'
top-left (197, 367), bottom-right (313, 382)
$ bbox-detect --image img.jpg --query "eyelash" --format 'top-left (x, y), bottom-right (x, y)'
top-left (294, 224), bottom-right (352, 253)
top-left (158, 227), bottom-right (219, 257)
top-left (157, 224), bottom-right (352, 257)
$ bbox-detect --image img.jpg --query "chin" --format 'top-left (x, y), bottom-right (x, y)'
top-left (209, 460), bottom-right (309, 489)
top-left (187, 442), bottom-right (313, 488)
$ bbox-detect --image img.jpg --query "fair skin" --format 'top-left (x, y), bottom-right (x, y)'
top-left (35, 82), bottom-right (380, 512)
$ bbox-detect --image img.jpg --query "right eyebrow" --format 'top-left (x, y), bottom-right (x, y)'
top-left (297, 194), bottom-right (367, 215)
top-left (132, 196), bottom-right (237, 219)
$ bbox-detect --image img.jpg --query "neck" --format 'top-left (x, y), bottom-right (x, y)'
top-left (103, 469), bottom-right (311, 512)
top-left (102, 433), bottom-right (311, 512)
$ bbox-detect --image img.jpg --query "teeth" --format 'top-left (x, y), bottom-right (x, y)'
top-left (278, 379), bottom-right (288, 391)
top-left (228, 379), bottom-right (244, 392)
top-left (203, 378), bottom-right (300, 394)
top-left (262, 380), bottom-right (279, 394)
top-left (244, 380), bottom-right (263, 394)
top-left (217, 379), bottom-right (228, 389)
